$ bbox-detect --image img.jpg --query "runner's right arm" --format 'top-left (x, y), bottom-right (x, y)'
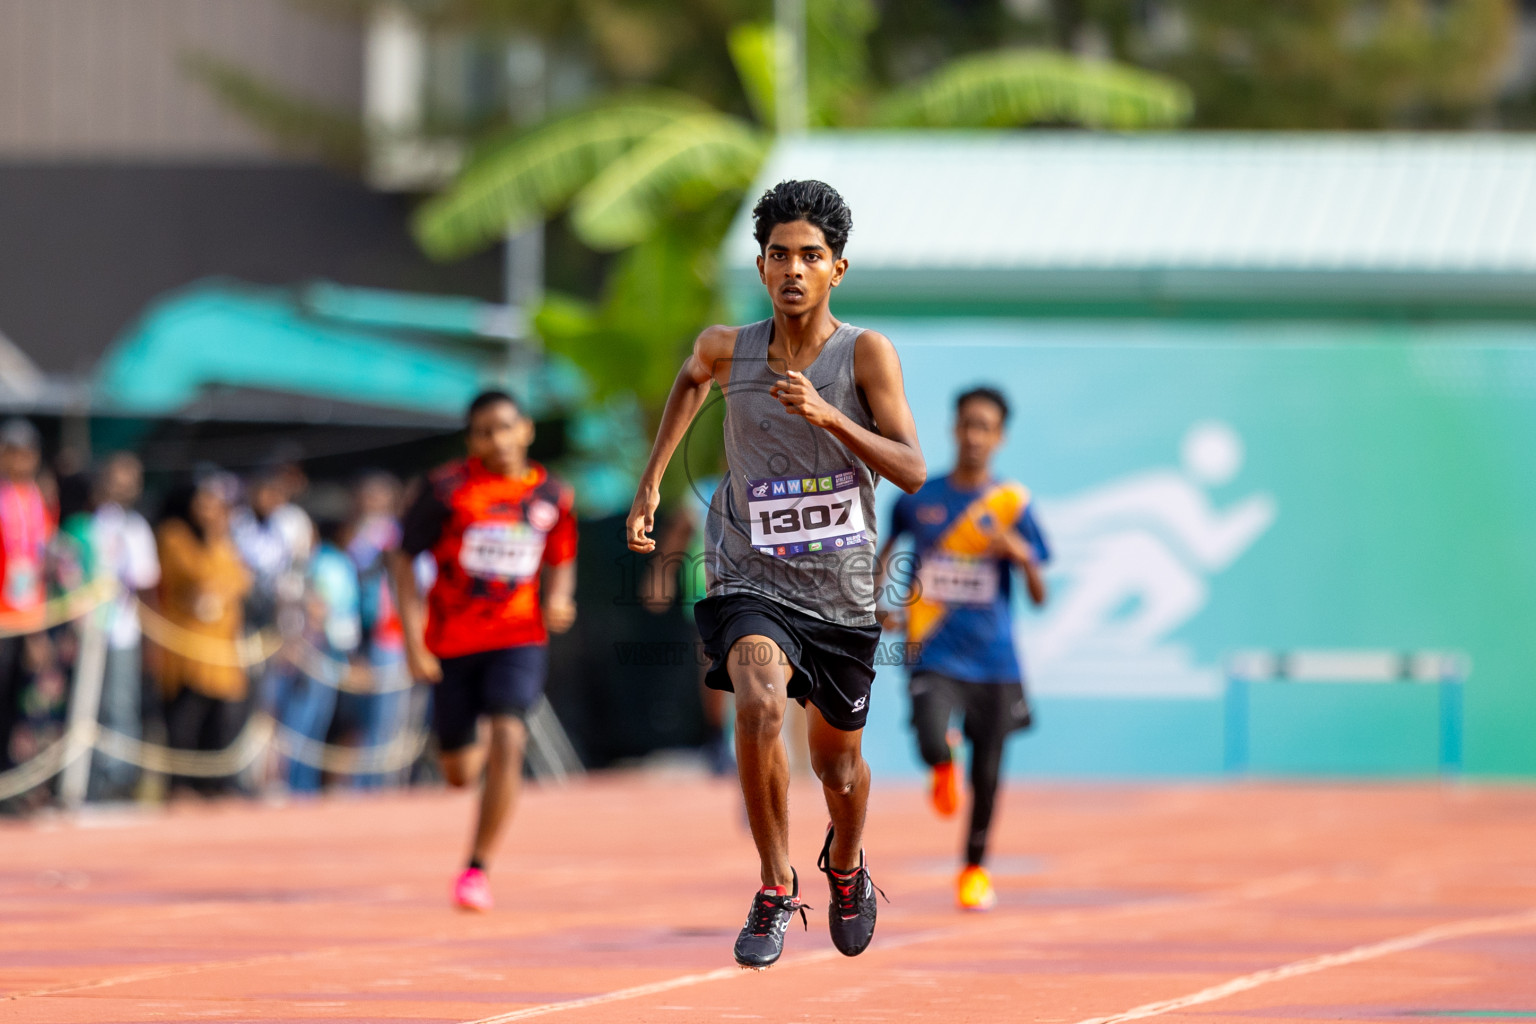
top-left (385, 548), bottom-right (438, 683)
top-left (389, 478), bottom-right (447, 683)
top-left (626, 326), bottom-right (737, 553)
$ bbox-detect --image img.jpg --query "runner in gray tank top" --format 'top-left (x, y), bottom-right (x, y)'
top-left (704, 317), bottom-right (880, 627)
top-left (627, 180), bottom-right (925, 970)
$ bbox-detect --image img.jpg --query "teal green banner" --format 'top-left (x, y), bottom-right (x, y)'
top-left (857, 318), bottom-right (1536, 777)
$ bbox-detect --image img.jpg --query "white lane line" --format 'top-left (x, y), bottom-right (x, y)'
top-left (460, 966), bottom-right (757, 1024)
top-left (1071, 907), bottom-right (1536, 1024)
top-left (459, 951), bottom-right (842, 1024)
top-left (457, 872), bottom-right (1322, 1024)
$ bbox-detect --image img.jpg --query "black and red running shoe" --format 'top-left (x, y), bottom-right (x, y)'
top-left (732, 868), bottom-right (810, 969)
top-left (817, 824), bottom-right (886, 957)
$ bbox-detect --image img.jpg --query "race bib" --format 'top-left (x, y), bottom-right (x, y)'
top-left (460, 522), bottom-right (545, 581)
top-left (747, 468), bottom-right (869, 558)
top-left (917, 554), bottom-right (999, 606)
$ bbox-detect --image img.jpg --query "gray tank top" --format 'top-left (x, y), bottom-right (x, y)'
top-left (704, 318), bottom-right (880, 627)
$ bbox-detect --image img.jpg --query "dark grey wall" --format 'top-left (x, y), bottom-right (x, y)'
top-left (0, 164), bottom-right (503, 374)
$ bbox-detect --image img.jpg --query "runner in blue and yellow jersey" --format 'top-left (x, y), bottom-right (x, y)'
top-left (877, 385), bottom-right (1048, 912)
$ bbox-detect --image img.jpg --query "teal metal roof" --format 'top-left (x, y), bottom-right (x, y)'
top-left (94, 282), bottom-right (503, 418)
top-left (91, 281), bottom-right (642, 515)
top-left (725, 133), bottom-right (1536, 315)
top-left (301, 282), bottom-right (521, 341)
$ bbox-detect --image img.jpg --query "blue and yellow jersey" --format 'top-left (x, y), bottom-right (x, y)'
top-left (887, 476), bottom-right (1049, 684)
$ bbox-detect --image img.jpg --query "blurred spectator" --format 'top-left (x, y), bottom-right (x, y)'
top-left (341, 472), bottom-right (408, 789)
top-left (61, 453), bottom-right (160, 802)
top-left (232, 467), bottom-right (313, 767)
top-left (231, 468), bottom-right (310, 633)
top-left (52, 446), bottom-right (93, 523)
top-left (273, 462), bottom-right (314, 569)
top-left (0, 418), bottom-right (55, 774)
top-left (274, 518), bottom-right (358, 794)
top-left (155, 475), bottom-right (251, 797)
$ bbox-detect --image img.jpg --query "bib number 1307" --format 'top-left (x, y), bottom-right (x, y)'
top-left (746, 468), bottom-right (869, 557)
top-left (758, 500), bottom-right (851, 536)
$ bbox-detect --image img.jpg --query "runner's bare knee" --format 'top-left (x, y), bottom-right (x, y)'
top-left (734, 684), bottom-right (786, 741)
top-left (730, 637), bottom-right (788, 741)
top-left (487, 716), bottom-right (527, 759)
top-left (811, 745), bottom-right (862, 795)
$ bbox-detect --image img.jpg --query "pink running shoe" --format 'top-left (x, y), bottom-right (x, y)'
top-left (453, 867), bottom-right (493, 912)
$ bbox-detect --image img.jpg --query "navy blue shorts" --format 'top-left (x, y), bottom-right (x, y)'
top-left (433, 645), bottom-right (548, 753)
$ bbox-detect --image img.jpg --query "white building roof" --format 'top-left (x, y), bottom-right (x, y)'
top-left (725, 132), bottom-right (1536, 313)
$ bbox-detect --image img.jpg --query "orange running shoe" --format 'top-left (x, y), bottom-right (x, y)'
top-left (928, 730), bottom-right (962, 817)
top-left (957, 865), bottom-right (997, 912)
top-left (929, 762), bottom-right (959, 817)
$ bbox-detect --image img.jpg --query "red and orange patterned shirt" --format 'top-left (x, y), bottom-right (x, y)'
top-left (400, 458), bottom-right (576, 658)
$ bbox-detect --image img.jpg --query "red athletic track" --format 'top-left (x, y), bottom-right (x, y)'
top-left (4, 774), bottom-right (1536, 1023)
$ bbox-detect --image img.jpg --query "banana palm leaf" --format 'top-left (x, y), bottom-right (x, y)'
top-left (412, 93), bottom-right (709, 260)
top-left (570, 112), bottom-right (768, 251)
top-left (535, 201), bottom-right (736, 407)
top-left (806, 0), bottom-right (876, 126)
top-left (725, 0), bottom-right (877, 130)
top-left (727, 21), bottom-right (777, 127)
top-left (873, 50), bottom-right (1193, 130)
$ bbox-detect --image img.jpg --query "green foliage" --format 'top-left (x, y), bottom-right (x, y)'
top-left (727, 22), bottom-right (778, 126)
top-left (806, 0), bottom-right (878, 126)
top-left (727, 0), bottom-right (879, 128)
top-left (180, 52), bottom-right (367, 170)
top-left (1146, 0), bottom-right (1516, 128)
top-left (533, 194), bottom-right (739, 490)
top-left (411, 94), bottom-right (707, 260)
top-left (873, 49), bottom-right (1193, 129)
top-left (867, 0), bottom-right (1028, 84)
top-left (394, 0), bottom-right (760, 102)
top-left (571, 113), bottom-right (769, 250)
top-left (531, 197), bottom-right (735, 504)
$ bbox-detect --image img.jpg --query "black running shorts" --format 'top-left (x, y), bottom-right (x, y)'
top-left (908, 671), bottom-right (1033, 745)
top-left (694, 593), bottom-right (881, 732)
top-left (432, 644), bottom-right (548, 752)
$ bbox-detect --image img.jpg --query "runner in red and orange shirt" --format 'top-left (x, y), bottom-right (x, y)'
top-left (387, 391), bottom-right (576, 912)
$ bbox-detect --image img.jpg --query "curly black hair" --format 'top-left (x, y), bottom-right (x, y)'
top-left (752, 179), bottom-right (853, 258)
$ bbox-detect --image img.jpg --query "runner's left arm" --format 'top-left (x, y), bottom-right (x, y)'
top-left (1020, 506), bottom-right (1049, 605)
top-left (542, 562), bottom-right (576, 633)
top-left (1018, 554), bottom-right (1047, 607)
top-left (988, 506), bottom-right (1049, 606)
top-left (541, 487), bottom-right (578, 634)
top-left (768, 330), bottom-right (926, 493)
